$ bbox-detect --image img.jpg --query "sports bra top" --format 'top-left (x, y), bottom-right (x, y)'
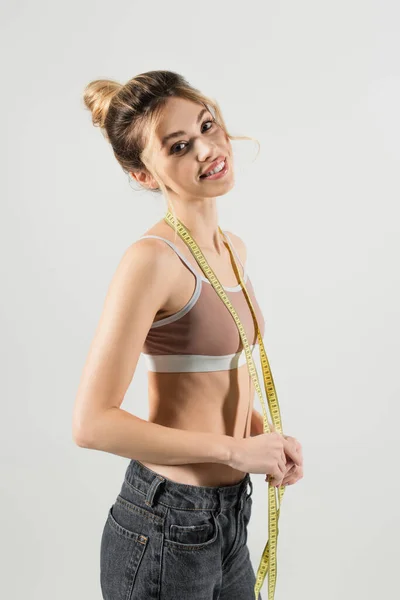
top-left (139, 232), bottom-right (266, 373)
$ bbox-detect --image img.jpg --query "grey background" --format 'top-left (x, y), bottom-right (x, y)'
top-left (1, 1), bottom-right (399, 598)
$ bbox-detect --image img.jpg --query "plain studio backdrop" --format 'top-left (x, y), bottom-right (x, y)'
top-left (1, 1), bottom-right (399, 598)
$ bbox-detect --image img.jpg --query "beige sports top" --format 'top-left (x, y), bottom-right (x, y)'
top-left (139, 233), bottom-right (266, 373)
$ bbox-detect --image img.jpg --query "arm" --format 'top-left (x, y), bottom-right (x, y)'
top-left (250, 408), bottom-right (275, 436)
top-left (72, 238), bottom-right (234, 466)
top-left (81, 407), bottom-right (233, 465)
top-left (250, 408), bottom-right (264, 436)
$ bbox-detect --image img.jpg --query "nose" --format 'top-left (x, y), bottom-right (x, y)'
top-left (196, 138), bottom-right (218, 162)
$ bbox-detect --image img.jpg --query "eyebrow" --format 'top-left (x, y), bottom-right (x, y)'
top-left (160, 107), bottom-right (208, 150)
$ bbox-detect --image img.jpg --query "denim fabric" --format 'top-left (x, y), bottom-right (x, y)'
top-left (100, 459), bottom-right (262, 599)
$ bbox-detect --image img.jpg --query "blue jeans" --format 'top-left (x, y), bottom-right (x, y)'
top-left (100, 459), bottom-right (261, 599)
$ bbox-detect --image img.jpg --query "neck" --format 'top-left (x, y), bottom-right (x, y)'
top-left (166, 200), bottom-right (226, 255)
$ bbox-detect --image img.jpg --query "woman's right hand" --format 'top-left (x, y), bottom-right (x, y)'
top-left (229, 432), bottom-right (302, 483)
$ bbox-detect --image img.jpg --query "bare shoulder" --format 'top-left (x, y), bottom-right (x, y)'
top-left (224, 230), bottom-right (247, 265)
top-left (125, 224), bottom-right (182, 279)
top-left (105, 231), bottom-right (182, 311)
top-left (129, 218), bottom-right (192, 268)
top-left (119, 237), bottom-right (171, 279)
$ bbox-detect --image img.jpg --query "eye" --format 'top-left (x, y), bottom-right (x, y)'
top-left (202, 119), bottom-right (214, 132)
top-left (170, 142), bottom-right (186, 155)
top-left (170, 119), bottom-right (215, 155)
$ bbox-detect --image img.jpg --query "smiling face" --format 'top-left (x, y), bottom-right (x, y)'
top-left (137, 96), bottom-right (235, 199)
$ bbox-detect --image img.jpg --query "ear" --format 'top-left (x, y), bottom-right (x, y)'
top-left (130, 170), bottom-right (158, 190)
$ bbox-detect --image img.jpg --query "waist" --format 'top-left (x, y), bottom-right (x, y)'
top-left (138, 460), bottom-right (249, 487)
top-left (126, 458), bottom-right (252, 500)
top-left (143, 365), bottom-right (254, 486)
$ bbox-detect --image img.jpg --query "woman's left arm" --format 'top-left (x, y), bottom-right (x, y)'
top-left (250, 407), bottom-right (269, 436)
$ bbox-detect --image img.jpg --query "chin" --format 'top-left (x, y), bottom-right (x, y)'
top-left (202, 179), bottom-right (235, 198)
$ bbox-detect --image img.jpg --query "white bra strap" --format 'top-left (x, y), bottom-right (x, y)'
top-left (137, 235), bottom-right (201, 279)
top-left (223, 231), bottom-right (247, 274)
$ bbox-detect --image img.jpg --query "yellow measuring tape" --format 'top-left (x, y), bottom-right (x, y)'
top-left (164, 211), bottom-right (286, 600)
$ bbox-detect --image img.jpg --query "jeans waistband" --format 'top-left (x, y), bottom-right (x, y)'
top-left (124, 459), bottom-right (253, 511)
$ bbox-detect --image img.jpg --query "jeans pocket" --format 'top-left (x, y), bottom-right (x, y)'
top-left (170, 521), bottom-right (214, 545)
top-left (100, 505), bottom-right (148, 600)
top-left (160, 508), bottom-right (221, 597)
top-left (164, 508), bottom-right (219, 551)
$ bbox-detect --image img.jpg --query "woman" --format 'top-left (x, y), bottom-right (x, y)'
top-left (73, 70), bottom-right (303, 600)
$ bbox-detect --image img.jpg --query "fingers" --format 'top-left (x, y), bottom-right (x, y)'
top-left (271, 453), bottom-right (286, 485)
top-left (281, 463), bottom-right (296, 485)
top-left (282, 465), bottom-right (304, 487)
top-left (267, 450), bottom-right (303, 487)
top-left (267, 473), bottom-right (283, 486)
top-left (280, 448), bottom-right (287, 467)
top-left (285, 436), bottom-right (303, 464)
top-left (283, 438), bottom-right (302, 467)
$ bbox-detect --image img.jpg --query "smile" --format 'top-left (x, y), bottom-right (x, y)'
top-left (200, 158), bottom-right (229, 181)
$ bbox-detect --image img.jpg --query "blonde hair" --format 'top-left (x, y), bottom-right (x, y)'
top-left (82, 70), bottom-right (259, 239)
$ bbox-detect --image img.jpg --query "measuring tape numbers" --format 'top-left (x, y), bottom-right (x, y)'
top-left (164, 211), bottom-right (287, 600)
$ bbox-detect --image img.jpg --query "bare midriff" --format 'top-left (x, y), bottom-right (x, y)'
top-left (139, 219), bottom-right (255, 488)
top-left (141, 364), bottom-right (255, 487)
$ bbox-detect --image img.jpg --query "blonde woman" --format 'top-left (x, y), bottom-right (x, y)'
top-left (73, 70), bottom-right (303, 600)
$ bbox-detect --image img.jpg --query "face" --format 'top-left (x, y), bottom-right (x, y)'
top-left (135, 96), bottom-right (235, 199)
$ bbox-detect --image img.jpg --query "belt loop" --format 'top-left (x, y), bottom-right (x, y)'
top-left (217, 488), bottom-right (223, 514)
top-left (246, 478), bottom-right (253, 500)
top-left (239, 477), bottom-right (247, 510)
top-left (144, 474), bottom-right (165, 507)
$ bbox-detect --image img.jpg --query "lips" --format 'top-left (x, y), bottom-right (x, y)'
top-left (200, 156), bottom-right (226, 178)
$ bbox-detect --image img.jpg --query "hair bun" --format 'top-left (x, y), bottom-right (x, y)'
top-left (83, 79), bottom-right (122, 129)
